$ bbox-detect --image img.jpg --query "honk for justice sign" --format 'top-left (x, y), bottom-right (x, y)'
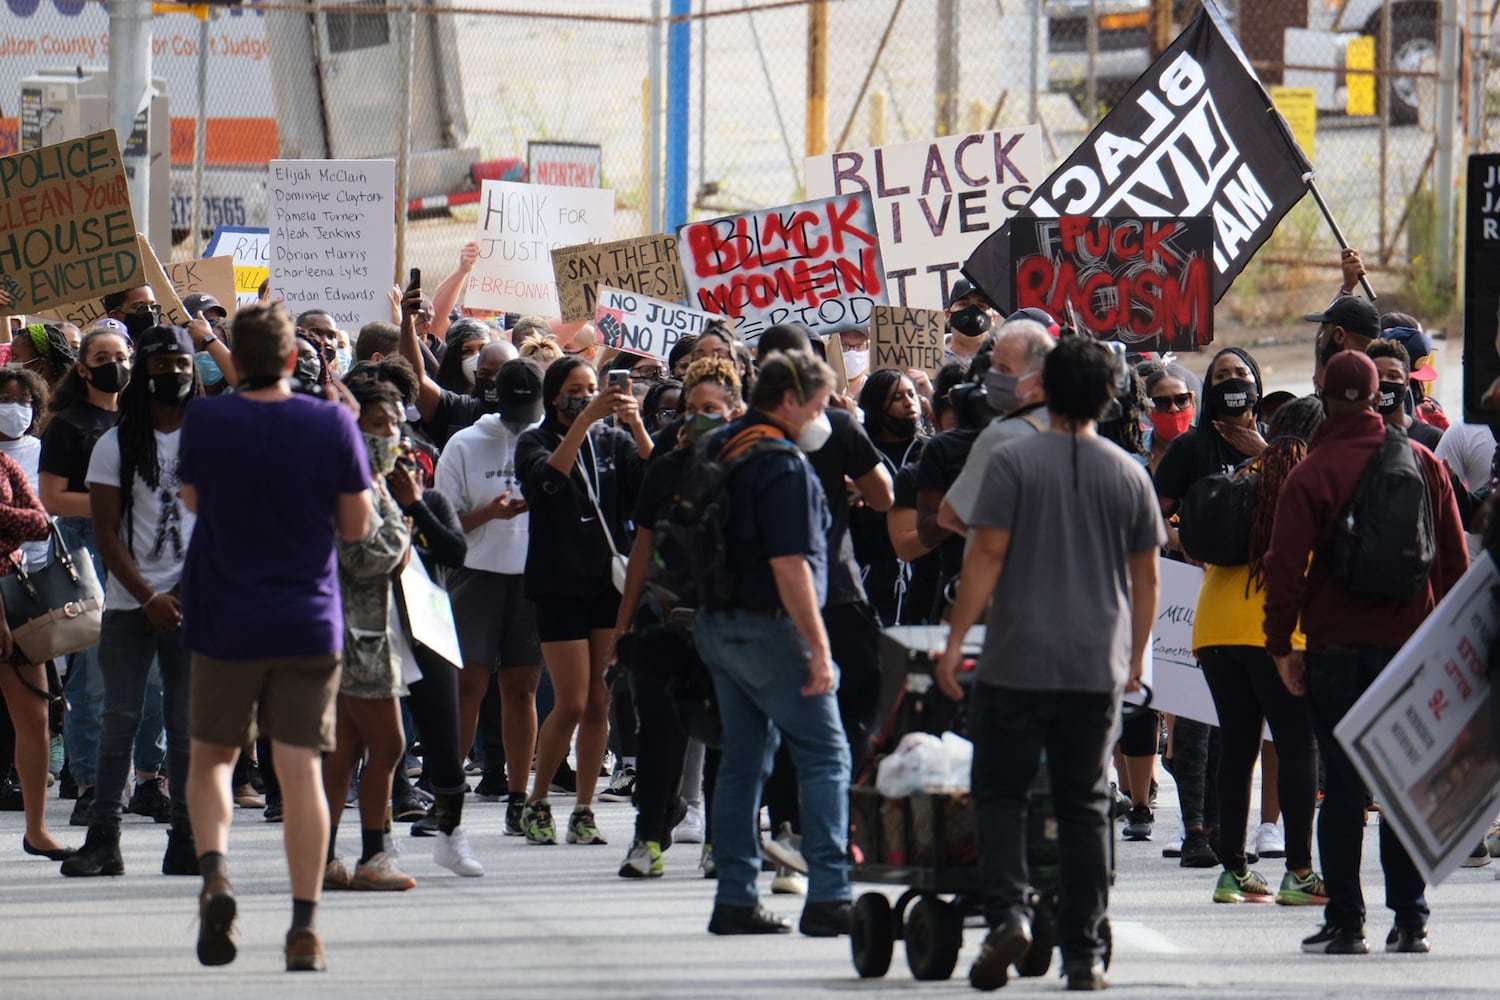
top-left (0, 130), bottom-right (140, 313)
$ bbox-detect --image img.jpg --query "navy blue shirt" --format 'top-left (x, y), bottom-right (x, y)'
top-left (712, 411), bottom-right (831, 614)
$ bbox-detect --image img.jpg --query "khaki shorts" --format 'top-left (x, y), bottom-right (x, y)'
top-left (190, 652), bottom-right (341, 752)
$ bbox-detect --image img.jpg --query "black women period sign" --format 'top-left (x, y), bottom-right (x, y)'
top-left (1009, 215), bottom-right (1213, 353)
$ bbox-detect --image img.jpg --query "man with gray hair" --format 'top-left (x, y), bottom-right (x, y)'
top-left (939, 319), bottom-right (1055, 533)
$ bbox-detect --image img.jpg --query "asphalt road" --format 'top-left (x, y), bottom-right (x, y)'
top-left (3, 762), bottom-right (1499, 999)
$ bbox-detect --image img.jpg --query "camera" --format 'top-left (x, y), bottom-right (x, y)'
top-left (949, 382), bottom-right (996, 431)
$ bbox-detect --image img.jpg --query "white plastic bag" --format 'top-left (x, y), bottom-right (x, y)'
top-left (875, 732), bottom-right (942, 798)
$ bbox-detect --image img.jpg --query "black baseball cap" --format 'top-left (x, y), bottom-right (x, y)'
top-left (182, 292), bottom-right (226, 319)
top-left (497, 357), bottom-right (544, 424)
top-left (1304, 297), bottom-right (1379, 339)
top-left (136, 324), bottom-right (196, 357)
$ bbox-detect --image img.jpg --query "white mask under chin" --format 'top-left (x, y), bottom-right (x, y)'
top-left (797, 412), bottom-right (833, 453)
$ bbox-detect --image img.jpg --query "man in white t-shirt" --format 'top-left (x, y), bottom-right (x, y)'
top-left (63, 324), bottom-right (201, 880)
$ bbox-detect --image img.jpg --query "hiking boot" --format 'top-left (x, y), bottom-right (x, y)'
top-left (59, 825), bottom-right (123, 877)
top-left (351, 852), bottom-right (415, 891)
top-left (196, 875), bottom-right (238, 966)
top-left (618, 838), bottom-right (664, 878)
top-left (1276, 869), bottom-right (1330, 906)
top-left (1122, 804), bottom-right (1154, 841)
top-left (285, 927), bottom-right (326, 972)
top-left (162, 827), bottom-right (200, 876)
top-left (69, 787), bottom-right (95, 827)
top-left (433, 828), bottom-right (484, 877)
top-left (323, 857), bottom-right (353, 890)
top-left (566, 806), bottom-right (607, 845)
top-left (968, 915), bottom-right (1032, 991)
top-left (504, 792), bottom-right (527, 837)
top-left (1301, 921), bottom-right (1368, 955)
top-left (127, 776), bottom-right (172, 823)
top-left (1179, 830), bottom-right (1219, 868)
top-left (522, 800), bottom-right (557, 845)
top-left (1212, 867), bottom-right (1274, 903)
top-left (1385, 924), bottom-right (1430, 954)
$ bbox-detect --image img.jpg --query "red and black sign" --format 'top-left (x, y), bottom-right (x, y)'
top-left (1009, 216), bottom-right (1213, 352)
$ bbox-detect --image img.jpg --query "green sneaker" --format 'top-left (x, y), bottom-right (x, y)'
top-left (618, 839), bottom-right (663, 878)
top-left (566, 806), bottom-right (608, 845)
top-left (1212, 867), bottom-right (1274, 903)
top-left (521, 800), bottom-right (557, 845)
top-left (1276, 869), bottom-right (1329, 906)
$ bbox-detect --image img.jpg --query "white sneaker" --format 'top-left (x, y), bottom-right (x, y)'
top-left (1485, 824), bottom-right (1500, 858)
top-left (1252, 821), bottom-right (1286, 859)
top-left (770, 864), bottom-right (807, 895)
top-left (433, 827), bottom-right (484, 877)
top-left (674, 803), bottom-right (705, 844)
top-left (762, 822), bottom-right (808, 874)
top-left (1162, 829), bottom-right (1185, 859)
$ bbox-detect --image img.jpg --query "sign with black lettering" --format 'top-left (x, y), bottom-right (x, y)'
top-left (963, 2), bottom-right (1312, 309)
top-left (594, 285), bottom-right (718, 364)
top-left (870, 305), bottom-right (944, 377)
top-left (805, 128), bottom-right (1044, 310)
top-left (38, 233), bottom-right (187, 329)
top-left (468, 179), bottom-right (615, 315)
top-left (0, 129), bottom-right (141, 313)
top-left (1010, 216), bottom-right (1213, 352)
top-left (206, 225), bottom-right (270, 306)
top-left (553, 234), bottom-right (684, 324)
top-left (1463, 153), bottom-right (1500, 424)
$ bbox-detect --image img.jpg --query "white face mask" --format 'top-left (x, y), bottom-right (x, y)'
top-left (462, 353), bottom-right (481, 383)
top-left (842, 349), bottom-right (869, 379)
top-left (0, 402), bottom-right (31, 439)
top-left (797, 412), bottom-right (833, 453)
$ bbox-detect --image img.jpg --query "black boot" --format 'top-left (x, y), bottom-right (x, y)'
top-left (162, 826), bottom-right (200, 876)
top-left (60, 825), bottom-right (124, 877)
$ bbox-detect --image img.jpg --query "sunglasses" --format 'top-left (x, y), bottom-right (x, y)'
top-left (1150, 392), bottom-right (1194, 412)
top-left (631, 366), bottom-right (664, 380)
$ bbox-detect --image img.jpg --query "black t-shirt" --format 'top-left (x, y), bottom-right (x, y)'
top-left (40, 403), bottom-right (117, 495)
top-left (914, 426), bottom-right (981, 589)
top-left (633, 446), bottom-right (692, 529)
top-left (850, 435), bottom-right (925, 621)
top-left (807, 407), bottom-right (883, 606)
top-left (428, 388), bottom-right (485, 448)
top-left (1407, 420), bottom-right (1443, 452)
top-left (1152, 424), bottom-right (1256, 504)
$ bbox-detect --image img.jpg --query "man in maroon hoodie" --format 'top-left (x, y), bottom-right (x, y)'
top-left (1263, 350), bottom-right (1468, 957)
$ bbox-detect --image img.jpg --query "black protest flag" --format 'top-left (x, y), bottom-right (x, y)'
top-left (963, 0), bottom-right (1312, 311)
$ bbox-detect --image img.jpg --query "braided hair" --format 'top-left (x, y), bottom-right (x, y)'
top-left (1247, 395), bottom-right (1325, 592)
top-left (1099, 365), bottom-right (1150, 458)
top-left (116, 351), bottom-right (204, 556)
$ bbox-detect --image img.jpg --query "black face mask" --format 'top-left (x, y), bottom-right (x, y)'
top-left (293, 359), bottom-right (321, 386)
top-left (87, 361), bottom-right (129, 394)
top-left (1377, 381), bottom-right (1407, 415)
top-left (1207, 377), bottom-right (1257, 418)
top-left (122, 310), bottom-right (157, 340)
top-left (148, 370), bottom-right (193, 406)
top-left (885, 415), bottom-right (919, 439)
top-left (949, 305), bottom-right (992, 339)
top-left (473, 374), bottom-right (501, 412)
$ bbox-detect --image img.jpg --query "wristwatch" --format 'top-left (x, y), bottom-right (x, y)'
top-left (200, 333), bottom-right (219, 348)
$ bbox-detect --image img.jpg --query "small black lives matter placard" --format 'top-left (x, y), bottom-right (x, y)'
top-left (870, 305), bottom-right (945, 377)
top-left (1010, 216), bottom-right (1213, 353)
top-left (1464, 153), bottom-right (1500, 424)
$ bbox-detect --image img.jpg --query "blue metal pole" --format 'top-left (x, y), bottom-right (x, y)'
top-left (665, 0), bottom-right (692, 232)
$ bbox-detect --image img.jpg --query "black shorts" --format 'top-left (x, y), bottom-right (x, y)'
top-left (534, 588), bottom-right (621, 644)
top-left (448, 567), bottom-right (542, 670)
top-left (1118, 707), bottom-right (1160, 757)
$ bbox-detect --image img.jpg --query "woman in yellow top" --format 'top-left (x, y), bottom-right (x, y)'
top-left (1194, 396), bottom-right (1327, 905)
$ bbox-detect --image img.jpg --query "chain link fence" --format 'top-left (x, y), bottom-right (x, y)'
top-left (1, 0), bottom-right (1493, 315)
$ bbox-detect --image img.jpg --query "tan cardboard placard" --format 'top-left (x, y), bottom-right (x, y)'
top-left (870, 305), bottom-right (944, 378)
top-left (824, 335), bottom-right (848, 394)
top-left (39, 234), bottom-right (187, 329)
top-left (552, 234), bottom-right (684, 325)
top-left (163, 255), bottom-right (238, 320)
top-left (0, 129), bottom-right (141, 313)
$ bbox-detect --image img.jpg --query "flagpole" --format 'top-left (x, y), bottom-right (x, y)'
top-left (1304, 176), bottom-right (1379, 302)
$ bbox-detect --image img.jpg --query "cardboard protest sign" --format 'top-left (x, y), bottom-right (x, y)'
top-left (528, 141), bottom-right (604, 189)
top-left (593, 285), bottom-right (718, 364)
top-left (677, 192), bottom-right (887, 345)
top-left (1335, 553), bottom-right (1500, 886)
top-left (553, 234), bottom-right (684, 324)
top-left (269, 159), bottom-right (396, 327)
top-left (870, 305), bottom-right (944, 377)
top-left (0, 129), bottom-right (141, 313)
top-left (805, 128), bottom-right (1044, 310)
top-left (163, 255), bottom-right (238, 320)
top-left (964, 4), bottom-right (1313, 309)
top-left (38, 233), bottom-right (187, 329)
top-left (206, 225), bottom-right (270, 306)
top-left (1010, 216), bottom-right (1213, 352)
top-left (467, 179), bottom-right (615, 315)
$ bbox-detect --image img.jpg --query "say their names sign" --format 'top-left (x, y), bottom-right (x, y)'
top-left (1010, 216), bottom-right (1214, 353)
top-left (467, 179), bottom-right (615, 315)
top-left (677, 191), bottom-right (887, 344)
top-left (870, 305), bottom-right (944, 376)
top-left (805, 128), bottom-right (1043, 310)
top-left (0, 129), bottom-right (140, 313)
top-left (553, 234), bottom-right (684, 324)
top-left (594, 285), bottom-right (717, 364)
top-left (269, 159), bottom-right (396, 327)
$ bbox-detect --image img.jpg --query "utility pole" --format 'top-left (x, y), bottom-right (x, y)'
top-left (108, 0), bottom-right (153, 248)
top-left (936, 0), bottom-right (958, 136)
top-left (807, 0), bottom-right (829, 156)
top-left (1434, 0), bottom-right (1460, 282)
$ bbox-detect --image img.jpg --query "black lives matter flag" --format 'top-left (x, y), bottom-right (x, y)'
top-left (963, 0), bottom-right (1311, 310)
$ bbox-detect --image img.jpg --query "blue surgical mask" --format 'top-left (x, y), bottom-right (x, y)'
top-left (194, 351), bottom-right (224, 387)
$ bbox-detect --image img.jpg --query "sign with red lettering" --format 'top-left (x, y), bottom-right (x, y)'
top-left (528, 141), bottom-right (603, 189)
top-left (677, 192), bottom-right (887, 344)
top-left (1009, 216), bottom-right (1213, 352)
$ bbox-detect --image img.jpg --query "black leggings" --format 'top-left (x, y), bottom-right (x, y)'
top-left (404, 651), bottom-right (466, 796)
top-left (625, 625), bottom-right (693, 844)
top-left (1199, 645), bottom-right (1318, 872)
top-left (1169, 717), bottom-right (1219, 832)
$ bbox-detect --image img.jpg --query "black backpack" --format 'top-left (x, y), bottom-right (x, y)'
top-left (1325, 426), bottom-right (1436, 600)
top-left (648, 425), bottom-right (797, 610)
top-left (1178, 460), bottom-right (1258, 566)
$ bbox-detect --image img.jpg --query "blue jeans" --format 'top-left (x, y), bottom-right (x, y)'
top-left (91, 609), bottom-right (192, 831)
top-left (694, 610), bottom-right (850, 906)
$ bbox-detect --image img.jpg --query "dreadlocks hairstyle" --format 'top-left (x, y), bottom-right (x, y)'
top-left (1099, 365), bottom-right (1150, 458)
top-left (346, 375), bottom-right (404, 427)
top-left (50, 326), bottom-right (127, 413)
top-left (1247, 395), bottom-right (1326, 592)
top-left (115, 350), bottom-right (204, 557)
top-left (345, 356), bottom-right (420, 406)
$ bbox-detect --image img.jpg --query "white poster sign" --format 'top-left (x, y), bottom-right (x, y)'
top-left (804, 128), bottom-right (1044, 309)
top-left (594, 285), bottom-right (719, 364)
top-left (398, 557), bottom-right (462, 672)
top-left (466, 180), bottom-right (615, 314)
top-left (268, 160), bottom-right (395, 326)
top-left (1146, 560), bottom-right (1218, 725)
top-left (1335, 553), bottom-right (1500, 886)
top-left (206, 226), bottom-right (270, 306)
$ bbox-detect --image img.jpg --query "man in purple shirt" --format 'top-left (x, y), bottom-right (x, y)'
top-left (179, 303), bottom-right (372, 973)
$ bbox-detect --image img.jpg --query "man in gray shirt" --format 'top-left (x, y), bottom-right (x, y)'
top-left (935, 336), bottom-right (1163, 991)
